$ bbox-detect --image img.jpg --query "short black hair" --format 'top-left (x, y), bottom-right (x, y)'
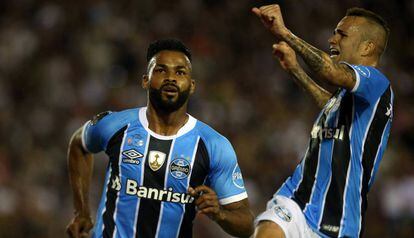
top-left (146, 39), bottom-right (192, 62)
top-left (346, 7), bottom-right (390, 40)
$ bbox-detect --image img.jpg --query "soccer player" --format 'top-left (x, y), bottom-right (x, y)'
top-left (252, 4), bottom-right (393, 238)
top-left (66, 39), bottom-right (254, 238)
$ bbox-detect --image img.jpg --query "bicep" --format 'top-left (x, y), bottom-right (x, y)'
top-left (222, 198), bottom-right (250, 212)
top-left (328, 63), bottom-right (356, 90)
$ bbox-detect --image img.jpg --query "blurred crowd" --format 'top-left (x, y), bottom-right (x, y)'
top-left (0, 0), bottom-right (413, 237)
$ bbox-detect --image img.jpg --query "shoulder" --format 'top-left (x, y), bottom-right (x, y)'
top-left (195, 120), bottom-right (231, 146)
top-left (194, 120), bottom-right (235, 159)
top-left (89, 108), bottom-right (139, 136)
top-left (342, 62), bottom-right (390, 83)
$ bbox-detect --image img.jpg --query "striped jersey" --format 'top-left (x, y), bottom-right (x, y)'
top-left (276, 63), bottom-right (394, 237)
top-left (81, 107), bottom-right (248, 238)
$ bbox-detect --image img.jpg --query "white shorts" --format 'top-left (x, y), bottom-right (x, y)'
top-left (255, 195), bottom-right (320, 238)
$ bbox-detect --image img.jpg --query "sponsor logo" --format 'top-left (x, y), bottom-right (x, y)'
top-left (232, 165), bottom-right (244, 189)
top-left (273, 204), bottom-right (292, 222)
top-left (148, 151), bottom-right (166, 171)
top-left (122, 149), bottom-right (143, 159)
top-left (122, 149), bottom-right (143, 165)
top-left (170, 158), bottom-right (191, 179)
top-left (126, 179), bottom-right (194, 204)
top-left (321, 224), bottom-right (339, 233)
top-left (311, 125), bottom-right (345, 140)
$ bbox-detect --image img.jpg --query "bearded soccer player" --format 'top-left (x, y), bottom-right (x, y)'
top-left (66, 39), bottom-right (254, 238)
top-left (252, 5), bottom-right (393, 238)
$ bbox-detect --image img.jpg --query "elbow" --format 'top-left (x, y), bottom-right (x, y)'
top-left (239, 212), bottom-right (255, 237)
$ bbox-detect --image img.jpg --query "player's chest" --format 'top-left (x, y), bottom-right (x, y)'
top-left (108, 128), bottom-right (205, 188)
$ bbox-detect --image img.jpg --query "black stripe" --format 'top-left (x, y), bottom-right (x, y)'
top-left (102, 126), bottom-right (128, 238)
top-left (178, 139), bottom-right (210, 238)
top-left (359, 86), bottom-right (392, 237)
top-left (292, 115), bottom-right (325, 210)
top-left (320, 93), bottom-right (353, 237)
top-left (136, 136), bottom-right (173, 238)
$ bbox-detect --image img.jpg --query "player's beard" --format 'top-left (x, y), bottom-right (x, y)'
top-left (149, 84), bottom-right (191, 113)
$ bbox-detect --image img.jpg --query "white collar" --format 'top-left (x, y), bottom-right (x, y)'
top-left (138, 107), bottom-right (197, 140)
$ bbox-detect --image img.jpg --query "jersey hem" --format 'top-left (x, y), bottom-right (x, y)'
top-left (219, 192), bottom-right (248, 205)
top-left (340, 61), bottom-right (360, 93)
top-left (81, 121), bottom-right (92, 153)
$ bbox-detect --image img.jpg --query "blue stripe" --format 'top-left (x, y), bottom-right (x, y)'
top-left (339, 95), bottom-right (376, 236)
top-left (317, 102), bottom-right (343, 229)
top-left (157, 134), bottom-right (199, 238)
top-left (304, 107), bottom-right (343, 230)
top-left (368, 89), bottom-right (393, 188)
top-left (305, 100), bottom-right (339, 228)
top-left (114, 125), bottom-right (149, 238)
top-left (92, 168), bottom-right (111, 238)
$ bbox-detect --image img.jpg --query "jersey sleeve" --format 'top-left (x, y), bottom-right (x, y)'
top-left (341, 62), bottom-right (390, 103)
top-left (81, 111), bottom-right (114, 153)
top-left (207, 137), bottom-right (248, 205)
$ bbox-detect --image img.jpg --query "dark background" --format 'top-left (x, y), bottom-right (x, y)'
top-left (0, 0), bottom-right (413, 237)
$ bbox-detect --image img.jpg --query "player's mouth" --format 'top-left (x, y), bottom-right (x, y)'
top-left (161, 84), bottom-right (179, 96)
top-left (330, 47), bottom-right (340, 58)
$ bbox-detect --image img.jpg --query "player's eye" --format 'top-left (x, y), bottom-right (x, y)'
top-left (176, 70), bottom-right (186, 75)
top-left (154, 68), bottom-right (165, 73)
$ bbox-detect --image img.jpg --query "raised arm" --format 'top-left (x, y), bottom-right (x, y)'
top-left (272, 41), bottom-right (332, 108)
top-left (253, 5), bottom-right (356, 91)
top-left (66, 127), bottom-right (94, 238)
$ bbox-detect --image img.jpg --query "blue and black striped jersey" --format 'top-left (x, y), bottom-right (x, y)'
top-left (82, 107), bottom-right (248, 238)
top-left (276, 63), bottom-right (394, 238)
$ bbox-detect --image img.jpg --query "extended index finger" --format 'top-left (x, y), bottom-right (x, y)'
top-left (251, 7), bottom-right (262, 17)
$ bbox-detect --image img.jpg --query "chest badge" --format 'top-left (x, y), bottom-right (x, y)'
top-left (170, 158), bottom-right (191, 179)
top-left (148, 151), bottom-right (166, 171)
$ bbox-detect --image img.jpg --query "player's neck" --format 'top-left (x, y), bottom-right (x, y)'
top-left (146, 104), bottom-right (189, 136)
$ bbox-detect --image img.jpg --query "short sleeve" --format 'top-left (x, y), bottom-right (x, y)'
top-left (341, 62), bottom-right (390, 103)
top-left (207, 137), bottom-right (248, 205)
top-left (81, 111), bottom-right (113, 153)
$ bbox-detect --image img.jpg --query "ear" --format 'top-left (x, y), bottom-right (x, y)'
top-left (142, 74), bottom-right (149, 89)
top-left (189, 79), bottom-right (196, 95)
top-left (360, 40), bottom-right (375, 57)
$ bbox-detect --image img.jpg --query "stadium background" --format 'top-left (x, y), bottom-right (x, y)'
top-left (0, 0), bottom-right (413, 237)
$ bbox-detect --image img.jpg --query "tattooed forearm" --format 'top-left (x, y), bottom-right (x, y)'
top-left (283, 32), bottom-right (335, 77)
top-left (290, 66), bottom-right (332, 108)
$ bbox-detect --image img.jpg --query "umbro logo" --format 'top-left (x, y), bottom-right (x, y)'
top-left (122, 149), bottom-right (143, 159)
top-left (122, 149), bottom-right (143, 165)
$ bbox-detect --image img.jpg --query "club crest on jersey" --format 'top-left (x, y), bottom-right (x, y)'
top-left (170, 158), bottom-right (191, 179)
top-left (122, 149), bottom-right (143, 165)
top-left (148, 151), bottom-right (166, 171)
top-left (273, 204), bottom-right (292, 222)
top-left (232, 165), bottom-right (244, 189)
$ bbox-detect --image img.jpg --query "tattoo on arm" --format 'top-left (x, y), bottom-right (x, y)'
top-left (290, 66), bottom-right (332, 108)
top-left (283, 32), bottom-right (355, 90)
top-left (284, 33), bottom-right (332, 74)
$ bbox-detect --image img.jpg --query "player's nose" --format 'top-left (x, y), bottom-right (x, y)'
top-left (328, 34), bottom-right (338, 45)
